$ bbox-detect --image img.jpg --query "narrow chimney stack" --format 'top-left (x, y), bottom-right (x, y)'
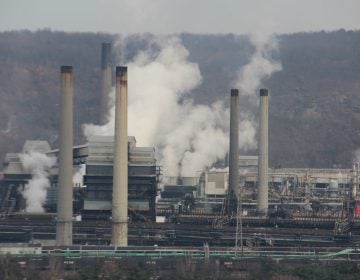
top-left (112, 66), bottom-right (128, 246)
top-left (257, 88), bottom-right (269, 213)
top-left (100, 43), bottom-right (112, 124)
top-left (56, 66), bottom-right (74, 245)
top-left (228, 89), bottom-right (240, 211)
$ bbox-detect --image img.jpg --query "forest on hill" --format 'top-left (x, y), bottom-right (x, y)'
top-left (0, 29), bottom-right (359, 169)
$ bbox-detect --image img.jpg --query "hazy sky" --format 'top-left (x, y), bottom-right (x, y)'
top-left (1, 0), bottom-right (360, 35)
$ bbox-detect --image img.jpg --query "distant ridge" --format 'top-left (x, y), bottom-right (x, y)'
top-left (0, 30), bottom-right (359, 168)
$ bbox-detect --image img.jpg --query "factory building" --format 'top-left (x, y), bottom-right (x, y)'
top-left (0, 137), bottom-right (159, 220)
top-left (203, 166), bottom-right (357, 203)
top-left (2, 140), bottom-right (357, 217)
top-left (156, 176), bottom-right (199, 215)
top-left (205, 171), bottom-right (228, 197)
top-left (203, 156), bottom-right (258, 198)
top-left (83, 135), bottom-right (158, 220)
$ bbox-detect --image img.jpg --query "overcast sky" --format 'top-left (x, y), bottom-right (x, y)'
top-left (1, 0), bottom-right (360, 35)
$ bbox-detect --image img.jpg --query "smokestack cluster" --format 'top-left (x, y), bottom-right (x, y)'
top-left (228, 89), bottom-right (240, 212)
top-left (53, 40), bottom-right (275, 245)
top-left (56, 66), bottom-right (74, 246)
top-left (112, 66), bottom-right (128, 246)
top-left (257, 88), bottom-right (269, 214)
top-left (100, 43), bottom-right (112, 125)
top-left (55, 46), bottom-right (130, 246)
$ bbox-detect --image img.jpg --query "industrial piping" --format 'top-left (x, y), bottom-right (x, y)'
top-left (228, 89), bottom-right (240, 211)
top-left (56, 66), bottom-right (74, 245)
top-left (257, 88), bottom-right (269, 213)
top-left (100, 43), bottom-right (112, 125)
top-left (112, 66), bottom-right (128, 246)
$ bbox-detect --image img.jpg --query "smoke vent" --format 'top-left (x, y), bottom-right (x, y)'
top-left (56, 66), bottom-right (74, 245)
top-left (112, 66), bottom-right (128, 246)
top-left (257, 88), bottom-right (269, 213)
top-left (100, 43), bottom-right (112, 125)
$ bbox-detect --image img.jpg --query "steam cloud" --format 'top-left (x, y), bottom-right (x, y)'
top-left (19, 151), bottom-right (56, 212)
top-left (84, 34), bottom-right (281, 177)
top-left (233, 33), bottom-right (282, 150)
top-left (73, 164), bottom-right (86, 187)
top-left (234, 34), bottom-right (282, 100)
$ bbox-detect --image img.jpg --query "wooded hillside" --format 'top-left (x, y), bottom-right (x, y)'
top-left (0, 29), bottom-right (359, 168)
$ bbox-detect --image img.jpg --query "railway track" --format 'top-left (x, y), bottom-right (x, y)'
top-left (0, 216), bottom-right (360, 247)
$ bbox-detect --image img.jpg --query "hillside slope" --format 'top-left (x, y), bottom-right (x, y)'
top-left (0, 30), bottom-right (359, 168)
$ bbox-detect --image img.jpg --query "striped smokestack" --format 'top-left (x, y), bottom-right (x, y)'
top-left (228, 89), bottom-right (240, 212)
top-left (100, 43), bottom-right (112, 124)
top-left (112, 66), bottom-right (128, 246)
top-left (56, 66), bottom-right (74, 245)
top-left (257, 88), bottom-right (269, 213)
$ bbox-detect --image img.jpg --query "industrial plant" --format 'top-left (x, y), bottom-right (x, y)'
top-left (0, 42), bottom-right (360, 263)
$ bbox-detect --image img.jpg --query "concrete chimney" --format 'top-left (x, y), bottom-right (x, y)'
top-left (100, 43), bottom-right (112, 124)
top-left (228, 89), bottom-right (240, 212)
top-left (257, 88), bottom-right (269, 213)
top-left (56, 66), bottom-right (73, 245)
top-left (112, 66), bottom-right (128, 246)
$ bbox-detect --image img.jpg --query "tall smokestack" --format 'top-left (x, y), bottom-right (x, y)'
top-left (100, 43), bottom-right (112, 124)
top-left (56, 66), bottom-right (73, 245)
top-left (228, 89), bottom-right (240, 212)
top-left (112, 66), bottom-right (128, 246)
top-left (257, 88), bottom-right (269, 213)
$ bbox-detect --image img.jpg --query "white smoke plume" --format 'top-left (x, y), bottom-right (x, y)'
top-left (162, 101), bottom-right (229, 177)
top-left (19, 151), bottom-right (56, 212)
top-left (239, 117), bottom-right (257, 151)
top-left (84, 36), bottom-right (232, 177)
top-left (84, 34), bottom-right (281, 177)
top-left (73, 164), bottom-right (86, 187)
top-left (209, 166), bottom-right (229, 173)
top-left (234, 33), bottom-right (282, 101)
top-left (233, 33), bottom-right (282, 150)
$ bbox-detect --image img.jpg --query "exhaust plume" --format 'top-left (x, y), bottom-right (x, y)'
top-left (234, 34), bottom-right (282, 100)
top-left (19, 151), bottom-right (56, 212)
top-left (233, 33), bottom-right (282, 150)
top-left (84, 36), bottom-right (230, 177)
top-left (73, 164), bottom-right (86, 187)
top-left (84, 34), bottom-right (280, 177)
